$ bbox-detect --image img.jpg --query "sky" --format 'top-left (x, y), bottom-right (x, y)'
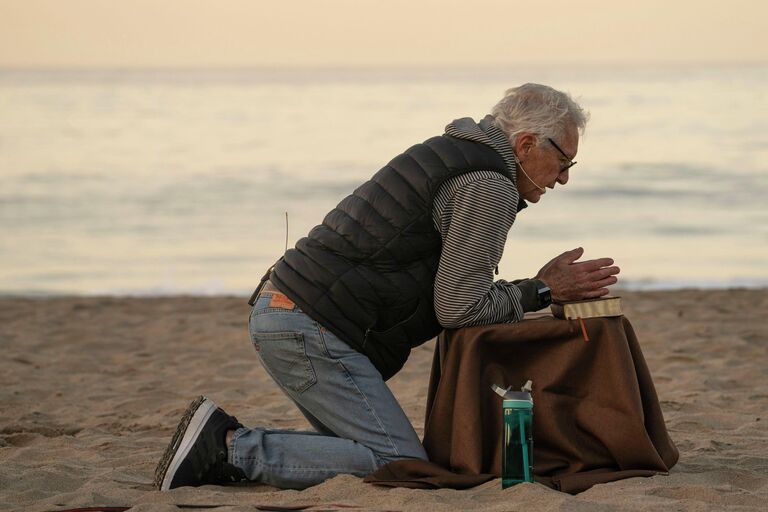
top-left (1, 0), bottom-right (767, 68)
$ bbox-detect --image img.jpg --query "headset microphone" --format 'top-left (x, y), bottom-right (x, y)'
top-left (516, 157), bottom-right (546, 192)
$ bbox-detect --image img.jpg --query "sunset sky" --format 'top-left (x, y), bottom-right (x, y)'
top-left (1, 0), bottom-right (766, 68)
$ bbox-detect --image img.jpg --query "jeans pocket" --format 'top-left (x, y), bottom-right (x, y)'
top-left (252, 331), bottom-right (317, 394)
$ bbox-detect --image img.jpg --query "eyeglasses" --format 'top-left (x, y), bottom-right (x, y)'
top-left (547, 138), bottom-right (577, 172)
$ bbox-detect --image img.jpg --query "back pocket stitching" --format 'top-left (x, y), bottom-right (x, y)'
top-left (252, 331), bottom-right (317, 394)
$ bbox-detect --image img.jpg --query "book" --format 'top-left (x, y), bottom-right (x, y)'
top-left (550, 296), bottom-right (622, 320)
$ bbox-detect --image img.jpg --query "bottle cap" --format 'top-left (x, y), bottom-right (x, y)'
top-left (492, 382), bottom-right (533, 406)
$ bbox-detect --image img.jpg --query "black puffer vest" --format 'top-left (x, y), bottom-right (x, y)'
top-left (271, 132), bottom-right (514, 380)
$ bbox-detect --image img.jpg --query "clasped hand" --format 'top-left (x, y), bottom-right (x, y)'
top-left (535, 247), bottom-right (620, 302)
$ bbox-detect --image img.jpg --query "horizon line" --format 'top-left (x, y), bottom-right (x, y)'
top-left (1, 60), bottom-right (767, 73)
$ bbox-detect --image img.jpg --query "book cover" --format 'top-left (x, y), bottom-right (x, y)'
top-left (550, 296), bottom-right (622, 320)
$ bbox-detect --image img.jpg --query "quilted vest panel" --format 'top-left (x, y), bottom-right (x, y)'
top-left (271, 134), bottom-right (513, 379)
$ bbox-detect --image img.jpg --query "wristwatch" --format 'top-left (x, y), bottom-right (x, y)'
top-left (536, 282), bottom-right (552, 309)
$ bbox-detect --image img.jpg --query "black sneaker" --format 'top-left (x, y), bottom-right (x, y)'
top-left (154, 396), bottom-right (246, 490)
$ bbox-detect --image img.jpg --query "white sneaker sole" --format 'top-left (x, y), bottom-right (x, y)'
top-left (155, 396), bottom-right (218, 491)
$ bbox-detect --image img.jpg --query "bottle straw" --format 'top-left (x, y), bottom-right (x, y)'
top-left (519, 414), bottom-right (530, 482)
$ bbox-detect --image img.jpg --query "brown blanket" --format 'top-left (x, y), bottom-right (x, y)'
top-left (365, 316), bottom-right (678, 494)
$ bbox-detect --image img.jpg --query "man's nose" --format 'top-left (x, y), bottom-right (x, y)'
top-left (557, 169), bottom-right (569, 185)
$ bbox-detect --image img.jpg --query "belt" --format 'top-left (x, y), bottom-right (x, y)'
top-left (248, 279), bottom-right (281, 306)
top-left (247, 265), bottom-right (278, 306)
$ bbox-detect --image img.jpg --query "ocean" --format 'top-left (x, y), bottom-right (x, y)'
top-left (1, 65), bottom-right (766, 296)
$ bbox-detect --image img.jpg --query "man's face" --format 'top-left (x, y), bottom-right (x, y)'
top-left (516, 127), bottom-right (579, 203)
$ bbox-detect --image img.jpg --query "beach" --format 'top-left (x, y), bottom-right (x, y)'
top-left (1, 288), bottom-right (766, 511)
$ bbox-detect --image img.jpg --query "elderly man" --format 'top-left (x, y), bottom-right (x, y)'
top-left (154, 83), bottom-right (620, 490)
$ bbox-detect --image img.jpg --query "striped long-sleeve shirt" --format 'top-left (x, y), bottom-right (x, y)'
top-left (431, 117), bottom-right (543, 328)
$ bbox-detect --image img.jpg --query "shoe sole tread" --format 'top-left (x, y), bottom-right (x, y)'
top-left (154, 395), bottom-right (217, 490)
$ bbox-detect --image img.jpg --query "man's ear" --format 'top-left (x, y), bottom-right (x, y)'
top-left (514, 133), bottom-right (537, 159)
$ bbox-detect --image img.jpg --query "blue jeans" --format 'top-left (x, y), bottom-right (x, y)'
top-left (229, 291), bottom-right (428, 489)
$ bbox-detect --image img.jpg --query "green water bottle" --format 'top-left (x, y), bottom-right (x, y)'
top-left (493, 381), bottom-right (534, 488)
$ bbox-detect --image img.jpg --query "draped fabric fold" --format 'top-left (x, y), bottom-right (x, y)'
top-left (365, 316), bottom-right (678, 494)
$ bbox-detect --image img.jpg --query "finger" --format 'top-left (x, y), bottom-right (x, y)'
top-left (582, 287), bottom-right (611, 299)
top-left (559, 247), bottom-right (584, 264)
top-left (588, 276), bottom-right (618, 290)
top-left (573, 258), bottom-right (615, 272)
top-left (588, 266), bottom-right (621, 280)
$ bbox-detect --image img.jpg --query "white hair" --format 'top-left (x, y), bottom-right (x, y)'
top-left (490, 83), bottom-right (589, 146)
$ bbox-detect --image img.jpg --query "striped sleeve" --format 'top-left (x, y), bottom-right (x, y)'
top-left (432, 171), bottom-right (531, 328)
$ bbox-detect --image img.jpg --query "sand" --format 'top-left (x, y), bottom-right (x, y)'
top-left (1, 289), bottom-right (766, 511)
